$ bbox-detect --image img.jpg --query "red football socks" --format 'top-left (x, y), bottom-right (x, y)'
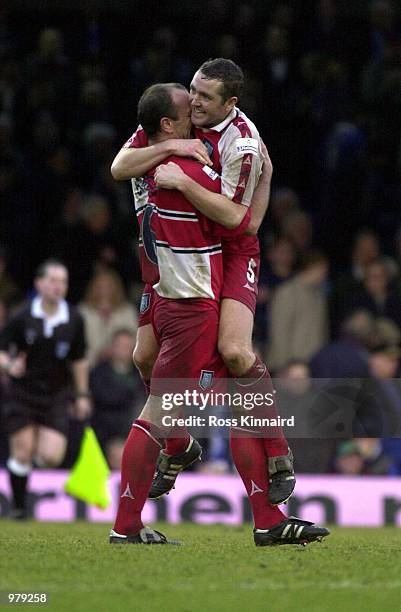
top-left (113, 419), bottom-right (162, 535)
top-left (164, 435), bottom-right (191, 456)
top-left (230, 430), bottom-right (286, 529)
top-left (235, 355), bottom-right (289, 457)
top-left (164, 415), bottom-right (191, 455)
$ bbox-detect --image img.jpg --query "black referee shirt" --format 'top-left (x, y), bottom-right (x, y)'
top-left (0, 298), bottom-right (86, 397)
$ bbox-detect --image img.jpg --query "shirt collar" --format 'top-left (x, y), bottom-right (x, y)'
top-left (31, 296), bottom-right (69, 337)
top-left (202, 108), bottom-right (238, 134)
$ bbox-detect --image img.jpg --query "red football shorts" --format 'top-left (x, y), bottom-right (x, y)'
top-left (221, 250), bottom-right (260, 315)
top-left (150, 296), bottom-right (227, 395)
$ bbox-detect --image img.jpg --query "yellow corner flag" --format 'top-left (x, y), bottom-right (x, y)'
top-left (65, 426), bottom-right (111, 509)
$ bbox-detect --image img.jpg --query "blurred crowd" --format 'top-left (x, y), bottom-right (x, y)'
top-left (1, 1), bottom-right (401, 475)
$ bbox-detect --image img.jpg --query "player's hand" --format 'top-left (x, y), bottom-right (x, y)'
top-left (170, 139), bottom-right (212, 166)
top-left (73, 397), bottom-right (92, 421)
top-left (154, 162), bottom-right (186, 190)
top-left (7, 353), bottom-right (26, 378)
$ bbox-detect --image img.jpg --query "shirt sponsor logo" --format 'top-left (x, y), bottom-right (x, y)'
top-left (202, 165), bottom-right (219, 181)
top-left (235, 137), bottom-right (259, 156)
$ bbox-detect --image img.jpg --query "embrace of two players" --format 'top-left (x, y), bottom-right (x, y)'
top-left (109, 59), bottom-right (329, 547)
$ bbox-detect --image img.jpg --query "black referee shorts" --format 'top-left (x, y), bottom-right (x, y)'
top-left (2, 386), bottom-right (72, 436)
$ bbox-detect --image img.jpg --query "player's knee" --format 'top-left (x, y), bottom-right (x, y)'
top-left (133, 346), bottom-right (154, 379)
top-left (218, 340), bottom-right (244, 371)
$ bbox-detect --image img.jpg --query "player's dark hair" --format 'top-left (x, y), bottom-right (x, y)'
top-left (138, 83), bottom-right (187, 136)
top-left (198, 58), bottom-right (244, 101)
top-left (35, 258), bottom-right (67, 279)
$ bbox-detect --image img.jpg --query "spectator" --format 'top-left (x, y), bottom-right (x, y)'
top-left (310, 310), bottom-right (373, 378)
top-left (264, 187), bottom-right (300, 239)
top-left (351, 230), bottom-right (382, 280)
top-left (276, 360), bottom-right (338, 474)
top-left (382, 437), bottom-right (401, 475)
top-left (21, 28), bottom-right (76, 141)
top-left (90, 329), bottom-right (144, 452)
top-left (334, 438), bottom-right (393, 475)
top-left (268, 252), bottom-right (329, 371)
top-left (79, 269), bottom-right (138, 366)
top-left (368, 342), bottom-right (401, 437)
top-left (255, 236), bottom-right (297, 346)
top-left (330, 229), bottom-right (381, 333)
top-left (282, 210), bottom-right (313, 258)
top-left (74, 78), bottom-right (112, 135)
top-left (370, 316), bottom-right (401, 351)
top-left (55, 193), bottom-right (135, 301)
top-left (344, 258), bottom-right (401, 330)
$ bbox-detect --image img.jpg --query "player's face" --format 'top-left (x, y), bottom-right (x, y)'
top-left (37, 265), bottom-right (68, 303)
top-left (170, 88), bottom-right (192, 139)
top-left (190, 71), bottom-right (237, 129)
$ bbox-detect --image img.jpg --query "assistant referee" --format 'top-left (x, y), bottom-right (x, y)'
top-left (0, 259), bottom-right (91, 519)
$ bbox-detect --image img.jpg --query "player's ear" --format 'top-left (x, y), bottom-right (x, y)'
top-left (160, 116), bottom-right (173, 135)
top-left (224, 96), bottom-right (237, 113)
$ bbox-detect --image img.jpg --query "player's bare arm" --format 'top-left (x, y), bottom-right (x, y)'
top-left (154, 161), bottom-right (248, 229)
top-left (246, 142), bottom-right (273, 235)
top-left (154, 141), bottom-right (269, 233)
top-left (111, 138), bottom-right (212, 180)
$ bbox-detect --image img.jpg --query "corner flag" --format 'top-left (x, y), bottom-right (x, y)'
top-left (64, 426), bottom-right (111, 509)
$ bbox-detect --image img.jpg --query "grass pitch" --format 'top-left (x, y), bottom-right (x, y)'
top-left (1, 522), bottom-right (400, 612)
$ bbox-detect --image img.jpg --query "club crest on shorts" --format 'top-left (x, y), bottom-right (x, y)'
top-left (199, 370), bottom-right (214, 390)
top-left (140, 293), bottom-right (151, 314)
top-left (55, 341), bottom-right (70, 359)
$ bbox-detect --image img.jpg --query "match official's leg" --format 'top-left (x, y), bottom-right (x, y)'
top-left (35, 426), bottom-right (67, 467)
top-left (7, 425), bottom-right (36, 517)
